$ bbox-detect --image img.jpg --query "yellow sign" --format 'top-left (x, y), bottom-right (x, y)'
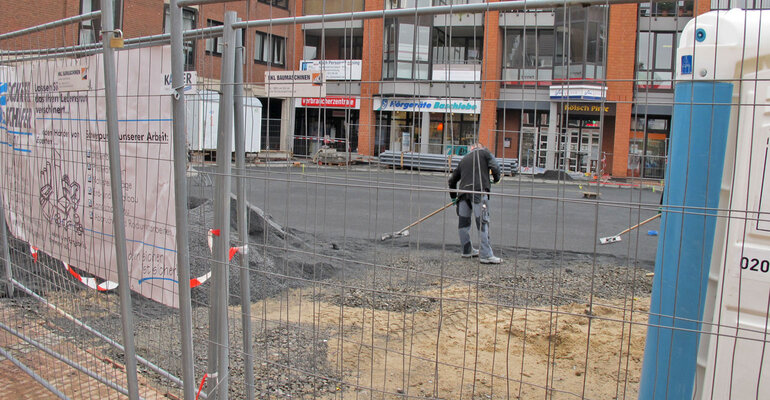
top-left (562, 103), bottom-right (615, 115)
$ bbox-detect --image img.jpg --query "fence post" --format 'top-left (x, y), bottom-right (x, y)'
top-left (168, 0), bottom-right (196, 398)
top-left (0, 199), bottom-right (12, 297)
top-left (233, 20), bottom-right (255, 400)
top-left (100, 0), bottom-right (140, 398)
top-left (208, 10), bottom-right (237, 400)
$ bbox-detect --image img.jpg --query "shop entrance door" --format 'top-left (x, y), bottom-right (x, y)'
top-left (558, 128), bottom-right (579, 171)
top-left (519, 127), bottom-right (538, 169)
top-left (579, 129), bottom-right (600, 174)
top-left (560, 126), bottom-right (601, 174)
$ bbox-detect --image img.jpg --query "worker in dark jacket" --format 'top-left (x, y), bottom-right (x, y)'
top-left (448, 142), bottom-right (502, 264)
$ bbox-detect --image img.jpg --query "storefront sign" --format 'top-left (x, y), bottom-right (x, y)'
top-left (562, 102), bottom-right (616, 116)
top-left (549, 85), bottom-right (607, 101)
top-left (295, 96), bottom-right (359, 109)
top-left (300, 60), bottom-right (362, 80)
top-left (265, 71), bottom-right (326, 98)
top-left (373, 97), bottom-right (480, 114)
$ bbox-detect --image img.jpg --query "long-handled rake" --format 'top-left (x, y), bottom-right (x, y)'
top-left (381, 202), bottom-right (454, 241)
top-left (599, 214), bottom-right (661, 244)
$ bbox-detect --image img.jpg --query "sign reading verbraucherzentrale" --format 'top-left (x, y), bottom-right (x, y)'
top-left (0, 46), bottom-right (180, 307)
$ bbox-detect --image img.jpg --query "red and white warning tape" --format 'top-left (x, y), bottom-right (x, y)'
top-left (63, 262), bottom-right (119, 292)
top-left (190, 271), bottom-right (211, 288)
top-left (27, 228), bottom-right (247, 292)
top-left (30, 245), bottom-right (118, 291)
top-left (207, 229), bottom-right (248, 261)
top-left (29, 245), bottom-right (38, 262)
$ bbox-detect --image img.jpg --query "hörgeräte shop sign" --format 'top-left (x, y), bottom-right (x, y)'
top-left (373, 98), bottom-right (481, 114)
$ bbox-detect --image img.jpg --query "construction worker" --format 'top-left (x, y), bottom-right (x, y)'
top-left (448, 142), bottom-right (502, 264)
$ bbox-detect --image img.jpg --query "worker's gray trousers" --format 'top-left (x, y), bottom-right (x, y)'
top-left (457, 197), bottom-right (494, 259)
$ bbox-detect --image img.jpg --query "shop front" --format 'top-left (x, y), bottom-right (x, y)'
top-left (530, 85), bottom-right (616, 175)
top-left (552, 102), bottom-right (615, 174)
top-left (294, 96), bottom-right (360, 156)
top-left (499, 101), bottom-right (615, 174)
top-left (628, 115), bottom-right (669, 179)
top-left (372, 97), bottom-right (481, 155)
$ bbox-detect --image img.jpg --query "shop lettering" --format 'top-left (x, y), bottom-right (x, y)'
top-left (302, 97), bottom-right (356, 108)
top-left (563, 104), bottom-right (610, 113)
top-left (433, 101), bottom-right (477, 111)
top-left (381, 99), bottom-right (478, 112)
top-left (269, 74), bottom-right (312, 81)
top-left (384, 99), bottom-right (433, 110)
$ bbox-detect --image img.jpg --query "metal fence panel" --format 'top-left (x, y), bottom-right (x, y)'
top-left (1, 2), bottom-right (769, 400)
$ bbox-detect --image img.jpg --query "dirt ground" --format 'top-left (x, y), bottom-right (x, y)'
top-left (0, 197), bottom-right (655, 399)
top-left (248, 283), bottom-right (650, 399)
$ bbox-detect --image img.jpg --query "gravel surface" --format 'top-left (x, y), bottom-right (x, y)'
top-left (1, 193), bottom-right (656, 398)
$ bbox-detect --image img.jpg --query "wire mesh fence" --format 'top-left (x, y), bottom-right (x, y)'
top-left (0, 1), bottom-right (768, 399)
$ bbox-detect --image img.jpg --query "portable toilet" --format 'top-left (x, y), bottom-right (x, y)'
top-left (185, 90), bottom-right (262, 153)
top-left (639, 9), bottom-right (770, 399)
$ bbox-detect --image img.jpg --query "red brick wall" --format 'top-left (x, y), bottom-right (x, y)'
top-left (357, 0), bottom-right (384, 156)
top-left (122, 0), bottom-right (162, 39)
top-left (602, 116), bottom-right (616, 175)
top-left (0, 0), bottom-right (80, 49)
top-left (495, 110), bottom-right (520, 159)
top-left (0, 0), bottom-right (296, 82)
top-left (606, 4), bottom-right (638, 177)
top-left (293, 0), bottom-right (304, 70)
top-left (695, 0), bottom-right (712, 16)
top-left (479, 4), bottom-right (501, 153)
top-left (195, 2), bottom-right (293, 83)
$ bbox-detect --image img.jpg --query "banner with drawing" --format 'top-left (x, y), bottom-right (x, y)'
top-left (0, 46), bottom-right (180, 307)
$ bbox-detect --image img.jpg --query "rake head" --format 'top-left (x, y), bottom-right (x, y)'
top-left (599, 235), bottom-right (622, 245)
top-left (381, 229), bottom-right (410, 241)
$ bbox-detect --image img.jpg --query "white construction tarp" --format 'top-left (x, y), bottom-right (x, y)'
top-left (0, 46), bottom-right (180, 307)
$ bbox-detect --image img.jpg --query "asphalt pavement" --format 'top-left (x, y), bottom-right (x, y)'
top-left (191, 164), bottom-right (663, 266)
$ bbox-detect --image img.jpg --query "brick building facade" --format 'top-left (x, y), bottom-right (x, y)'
top-left (1, 0), bottom-right (721, 178)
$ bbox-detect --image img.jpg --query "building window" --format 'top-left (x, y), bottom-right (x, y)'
top-left (386, 0), bottom-right (432, 8)
top-left (206, 19), bottom-right (247, 58)
top-left (340, 36), bottom-right (364, 59)
top-left (553, 6), bottom-right (607, 81)
top-left (305, 0), bottom-right (365, 14)
top-left (304, 35), bottom-right (320, 60)
top-left (432, 31), bottom-right (483, 64)
top-left (633, 116), bottom-right (669, 132)
top-left (630, 115), bottom-right (670, 178)
top-left (206, 20), bottom-right (224, 56)
top-left (79, 0), bottom-right (123, 45)
top-left (255, 32), bottom-right (286, 67)
top-left (639, 1), bottom-right (694, 16)
top-left (503, 28), bottom-right (554, 83)
top-left (258, 0), bottom-right (289, 9)
top-left (711, 0), bottom-right (770, 9)
top-left (636, 31), bottom-right (677, 90)
top-left (163, 5), bottom-right (197, 71)
top-left (382, 18), bottom-right (431, 80)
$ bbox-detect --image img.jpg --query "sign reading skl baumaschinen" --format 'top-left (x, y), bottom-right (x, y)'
top-left (0, 46), bottom-right (180, 308)
top-left (55, 63), bottom-right (91, 92)
top-left (265, 71), bottom-right (326, 98)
